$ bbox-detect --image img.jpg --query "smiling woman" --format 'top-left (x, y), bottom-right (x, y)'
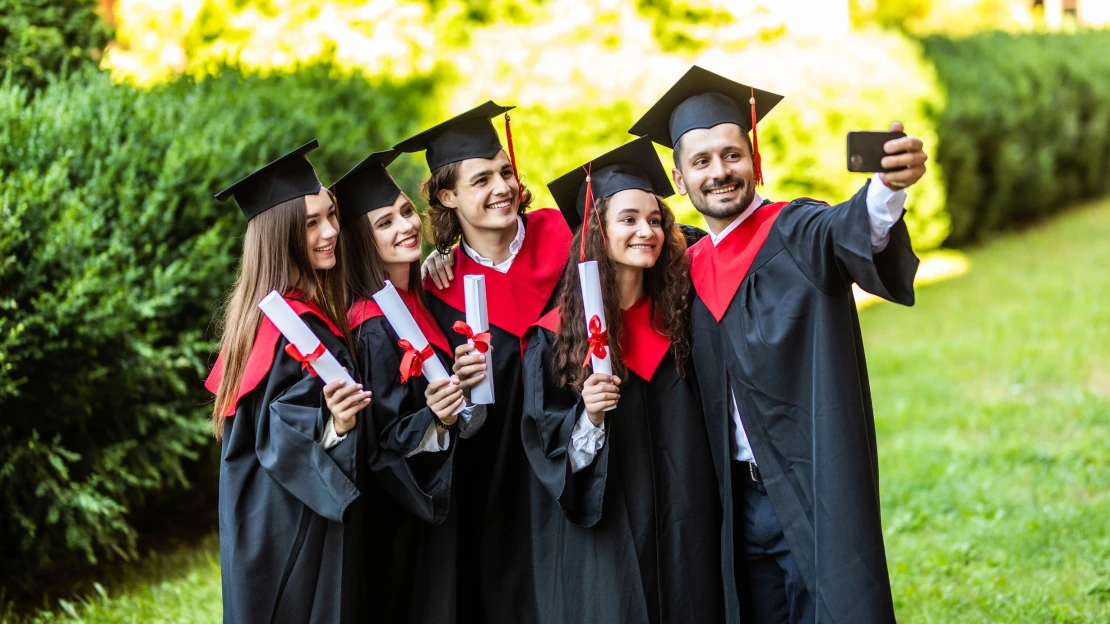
top-left (205, 140), bottom-right (364, 622)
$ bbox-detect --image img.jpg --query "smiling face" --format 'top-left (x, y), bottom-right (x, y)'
top-left (366, 192), bottom-right (422, 265)
top-left (304, 186), bottom-right (339, 270)
top-left (604, 188), bottom-right (664, 270)
top-left (672, 122), bottom-right (756, 221)
top-left (436, 150), bottom-right (519, 234)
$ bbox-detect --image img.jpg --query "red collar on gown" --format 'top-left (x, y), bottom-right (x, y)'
top-left (346, 288), bottom-right (451, 355)
top-left (532, 296), bottom-right (672, 381)
top-left (687, 201), bottom-right (787, 322)
top-left (424, 208), bottom-right (571, 338)
top-left (205, 293), bottom-right (342, 417)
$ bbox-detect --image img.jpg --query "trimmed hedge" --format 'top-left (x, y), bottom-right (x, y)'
top-left (0, 62), bottom-right (433, 578)
top-left (923, 30), bottom-right (1110, 245)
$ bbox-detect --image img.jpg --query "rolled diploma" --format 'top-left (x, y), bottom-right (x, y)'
top-left (372, 280), bottom-right (462, 415)
top-left (463, 275), bottom-right (495, 404)
top-left (258, 291), bottom-right (356, 386)
top-left (578, 261), bottom-right (616, 411)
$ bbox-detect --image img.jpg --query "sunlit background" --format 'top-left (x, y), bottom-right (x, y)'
top-left (2, 1), bottom-right (1109, 621)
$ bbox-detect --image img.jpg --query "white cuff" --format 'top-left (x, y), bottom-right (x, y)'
top-left (568, 408), bottom-right (606, 473)
top-left (866, 174), bottom-right (907, 253)
top-left (404, 420), bottom-right (450, 458)
top-left (459, 403), bottom-right (488, 439)
top-left (319, 416), bottom-right (347, 450)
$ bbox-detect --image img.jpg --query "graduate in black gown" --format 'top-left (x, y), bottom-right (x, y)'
top-left (630, 66), bottom-right (930, 623)
top-left (521, 136), bottom-right (723, 624)
top-left (392, 102), bottom-right (571, 623)
top-left (206, 140), bottom-right (364, 623)
top-left (327, 149), bottom-right (476, 623)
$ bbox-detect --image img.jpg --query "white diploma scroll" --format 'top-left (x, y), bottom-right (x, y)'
top-left (258, 291), bottom-right (356, 386)
top-left (372, 280), bottom-right (462, 415)
top-left (578, 261), bottom-right (617, 411)
top-left (463, 275), bottom-right (495, 405)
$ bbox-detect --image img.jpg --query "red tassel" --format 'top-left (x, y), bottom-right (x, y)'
top-left (579, 163), bottom-right (608, 263)
top-left (580, 164), bottom-right (593, 262)
top-left (504, 114), bottom-right (523, 198)
top-left (750, 87), bottom-right (763, 187)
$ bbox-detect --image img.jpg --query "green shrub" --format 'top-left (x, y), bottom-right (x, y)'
top-left (0, 62), bottom-right (434, 579)
top-left (923, 30), bottom-right (1110, 245)
top-left (0, 0), bottom-right (112, 90)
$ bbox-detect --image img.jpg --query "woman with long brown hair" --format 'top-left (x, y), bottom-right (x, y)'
top-left (326, 150), bottom-right (484, 623)
top-left (521, 137), bottom-right (723, 624)
top-left (204, 140), bottom-right (365, 623)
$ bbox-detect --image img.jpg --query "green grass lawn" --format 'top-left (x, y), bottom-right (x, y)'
top-left (9, 200), bottom-right (1110, 623)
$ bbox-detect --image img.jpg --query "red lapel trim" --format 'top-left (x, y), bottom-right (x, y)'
top-left (619, 297), bottom-right (671, 381)
top-left (425, 208), bottom-right (571, 338)
top-left (348, 291), bottom-right (451, 355)
top-left (205, 295), bottom-right (342, 416)
top-left (688, 201), bottom-right (787, 322)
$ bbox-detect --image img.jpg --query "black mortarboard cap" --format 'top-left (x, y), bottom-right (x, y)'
top-left (628, 66), bottom-right (783, 149)
top-left (547, 136), bottom-right (674, 231)
top-left (214, 139), bottom-right (322, 221)
top-left (392, 101), bottom-right (514, 171)
top-left (330, 150), bottom-right (403, 225)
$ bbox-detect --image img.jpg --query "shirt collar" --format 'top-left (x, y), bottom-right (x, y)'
top-left (709, 192), bottom-right (764, 247)
top-left (461, 215), bottom-right (526, 271)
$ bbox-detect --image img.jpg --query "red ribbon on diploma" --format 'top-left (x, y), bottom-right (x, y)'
top-left (285, 342), bottom-right (326, 377)
top-left (452, 321), bottom-right (492, 354)
top-left (582, 315), bottom-right (609, 367)
top-left (399, 339), bottom-right (435, 382)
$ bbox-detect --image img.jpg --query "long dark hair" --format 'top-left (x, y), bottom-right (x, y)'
top-left (212, 193), bottom-right (351, 438)
top-left (421, 157), bottom-right (534, 255)
top-left (551, 194), bottom-right (691, 390)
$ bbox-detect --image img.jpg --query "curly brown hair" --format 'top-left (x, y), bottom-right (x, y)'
top-left (551, 194), bottom-right (692, 390)
top-left (421, 156), bottom-right (534, 255)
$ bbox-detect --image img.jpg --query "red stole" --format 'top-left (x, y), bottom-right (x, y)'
top-left (532, 296), bottom-right (672, 381)
top-left (205, 295), bottom-right (343, 417)
top-left (347, 289), bottom-right (451, 355)
top-left (425, 208), bottom-right (571, 338)
top-left (687, 201), bottom-right (787, 322)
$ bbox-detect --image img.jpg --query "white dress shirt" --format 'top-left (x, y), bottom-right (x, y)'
top-left (461, 216), bottom-right (526, 272)
top-left (719, 175), bottom-right (907, 463)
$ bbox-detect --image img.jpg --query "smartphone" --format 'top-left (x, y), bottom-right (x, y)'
top-left (846, 131), bottom-right (906, 173)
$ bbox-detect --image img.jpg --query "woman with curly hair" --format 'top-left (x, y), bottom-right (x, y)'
top-left (521, 137), bottom-right (723, 624)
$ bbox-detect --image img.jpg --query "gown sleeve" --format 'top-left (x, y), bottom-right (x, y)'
top-left (361, 322), bottom-right (453, 525)
top-left (520, 328), bottom-right (610, 527)
top-left (776, 179), bottom-right (919, 306)
top-left (254, 322), bottom-right (361, 524)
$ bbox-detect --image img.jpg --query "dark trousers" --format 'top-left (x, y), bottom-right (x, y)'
top-left (731, 460), bottom-right (815, 624)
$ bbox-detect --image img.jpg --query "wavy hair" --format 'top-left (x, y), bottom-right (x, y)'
top-left (421, 156), bottom-right (534, 254)
top-left (551, 194), bottom-right (691, 390)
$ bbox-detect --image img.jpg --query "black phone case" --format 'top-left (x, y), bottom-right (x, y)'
top-left (847, 131), bottom-right (906, 173)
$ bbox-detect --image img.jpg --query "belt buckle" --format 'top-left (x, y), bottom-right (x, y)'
top-left (748, 461), bottom-right (760, 483)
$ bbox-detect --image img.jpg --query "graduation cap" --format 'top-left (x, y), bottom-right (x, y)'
top-left (628, 66), bottom-right (783, 186)
top-left (392, 101), bottom-right (518, 172)
top-left (214, 140), bottom-right (323, 221)
top-left (330, 150), bottom-right (403, 225)
top-left (548, 136), bottom-right (674, 261)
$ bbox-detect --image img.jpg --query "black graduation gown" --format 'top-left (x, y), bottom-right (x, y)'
top-left (213, 307), bottom-right (363, 624)
top-left (688, 181), bottom-right (919, 623)
top-left (422, 207), bottom-right (571, 624)
top-left (347, 298), bottom-right (456, 623)
top-left (520, 302), bottom-right (723, 624)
